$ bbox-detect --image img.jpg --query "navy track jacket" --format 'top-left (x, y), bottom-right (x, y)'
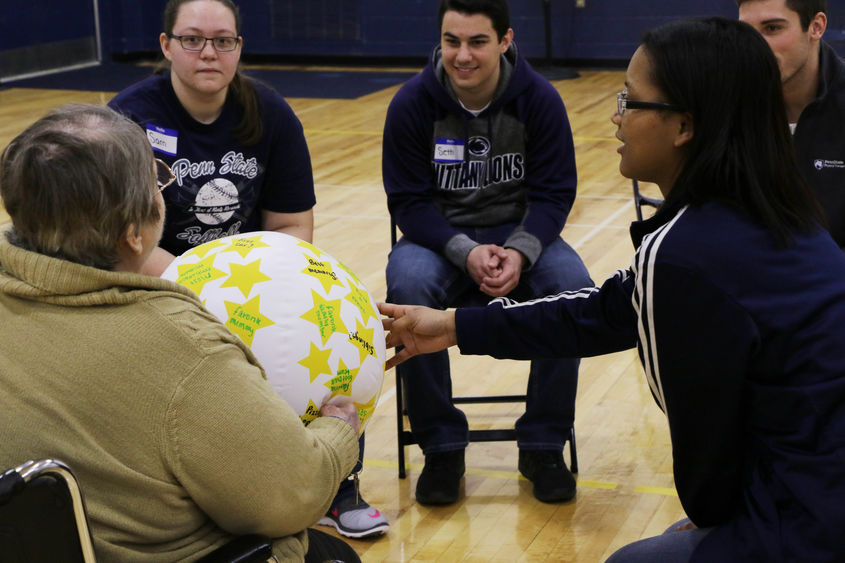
top-left (457, 201), bottom-right (845, 561)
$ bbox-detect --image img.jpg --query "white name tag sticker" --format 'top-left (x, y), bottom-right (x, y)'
top-left (434, 138), bottom-right (464, 163)
top-left (146, 124), bottom-right (178, 156)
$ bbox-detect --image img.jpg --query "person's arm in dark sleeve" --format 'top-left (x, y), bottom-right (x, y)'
top-left (456, 269), bottom-right (637, 359)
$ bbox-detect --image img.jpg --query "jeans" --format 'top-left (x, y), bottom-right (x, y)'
top-left (386, 226), bottom-right (592, 454)
top-left (604, 519), bottom-right (713, 562)
top-left (334, 434), bottom-right (365, 502)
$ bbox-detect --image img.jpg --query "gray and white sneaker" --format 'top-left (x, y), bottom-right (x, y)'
top-left (317, 496), bottom-right (389, 539)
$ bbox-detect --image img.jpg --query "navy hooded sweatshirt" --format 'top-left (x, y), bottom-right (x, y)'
top-left (382, 42), bottom-right (577, 270)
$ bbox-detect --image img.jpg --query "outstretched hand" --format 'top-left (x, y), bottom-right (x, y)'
top-left (378, 302), bottom-right (457, 370)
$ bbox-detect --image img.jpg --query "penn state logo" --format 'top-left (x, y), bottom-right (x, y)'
top-left (467, 136), bottom-right (491, 157)
top-left (815, 159), bottom-right (824, 170)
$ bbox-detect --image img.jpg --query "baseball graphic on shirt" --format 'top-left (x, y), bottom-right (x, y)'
top-left (193, 177), bottom-right (239, 225)
top-left (161, 232), bottom-right (385, 430)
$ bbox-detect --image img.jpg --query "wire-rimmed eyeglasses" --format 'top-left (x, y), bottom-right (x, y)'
top-left (155, 158), bottom-right (176, 192)
top-left (617, 90), bottom-right (685, 116)
top-left (167, 33), bottom-right (241, 52)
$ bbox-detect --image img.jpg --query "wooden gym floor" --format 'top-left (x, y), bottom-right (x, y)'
top-left (0, 64), bottom-right (682, 562)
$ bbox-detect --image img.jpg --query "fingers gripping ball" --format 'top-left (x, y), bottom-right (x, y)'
top-left (161, 232), bottom-right (385, 430)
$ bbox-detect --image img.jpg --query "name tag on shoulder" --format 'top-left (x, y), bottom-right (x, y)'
top-left (434, 138), bottom-right (464, 163)
top-left (146, 124), bottom-right (178, 156)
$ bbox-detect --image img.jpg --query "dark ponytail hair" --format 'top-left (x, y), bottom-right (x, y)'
top-left (161, 0), bottom-right (263, 146)
top-left (643, 17), bottom-right (824, 246)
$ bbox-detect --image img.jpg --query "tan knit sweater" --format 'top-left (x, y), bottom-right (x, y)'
top-left (0, 236), bottom-right (359, 561)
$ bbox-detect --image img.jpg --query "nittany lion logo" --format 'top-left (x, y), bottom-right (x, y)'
top-left (815, 159), bottom-right (825, 170)
top-left (467, 136), bottom-right (491, 157)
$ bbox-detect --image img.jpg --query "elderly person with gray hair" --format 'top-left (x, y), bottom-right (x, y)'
top-left (0, 104), bottom-right (362, 562)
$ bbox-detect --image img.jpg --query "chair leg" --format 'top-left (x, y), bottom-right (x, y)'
top-left (568, 427), bottom-right (578, 474)
top-left (395, 366), bottom-right (407, 479)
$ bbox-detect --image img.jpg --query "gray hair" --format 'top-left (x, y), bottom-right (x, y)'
top-left (0, 103), bottom-right (160, 270)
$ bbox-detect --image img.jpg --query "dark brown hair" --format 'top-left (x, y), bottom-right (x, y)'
top-left (734, 0), bottom-right (826, 30)
top-left (162, 0), bottom-right (263, 146)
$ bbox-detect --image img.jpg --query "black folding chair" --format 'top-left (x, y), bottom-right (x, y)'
top-left (0, 458), bottom-right (275, 563)
top-left (632, 179), bottom-right (663, 221)
top-left (389, 219), bottom-right (578, 479)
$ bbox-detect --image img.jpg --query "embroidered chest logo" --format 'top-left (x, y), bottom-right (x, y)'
top-left (467, 136), bottom-right (491, 157)
top-left (814, 159), bottom-right (845, 171)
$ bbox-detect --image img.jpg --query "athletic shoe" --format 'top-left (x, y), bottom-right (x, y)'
top-left (415, 449), bottom-right (465, 505)
top-left (317, 495), bottom-right (389, 539)
top-left (518, 449), bottom-right (576, 503)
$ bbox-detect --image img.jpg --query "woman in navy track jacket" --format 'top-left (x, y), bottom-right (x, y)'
top-left (379, 17), bottom-right (845, 563)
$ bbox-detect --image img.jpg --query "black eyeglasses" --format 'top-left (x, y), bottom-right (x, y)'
top-left (167, 34), bottom-right (241, 52)
top-left (155, 158), bottom-right (176, 192)
top-left (617, 90), bottom-right (685, 116)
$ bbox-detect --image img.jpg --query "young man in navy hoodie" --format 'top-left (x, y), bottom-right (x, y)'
top-left (738, 0), bottom-right (845, 248)
top-left (382, 0), bottom-right (591, 505)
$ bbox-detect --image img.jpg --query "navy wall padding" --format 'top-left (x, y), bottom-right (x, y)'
top-left (94, 0), bottom-right (739, 60)
top-left (0, 0), bottom-right (98, 79)
top-left (0, 0), bottom-right (94, 50)
top-left (3, 1), bottom-right (844, 64)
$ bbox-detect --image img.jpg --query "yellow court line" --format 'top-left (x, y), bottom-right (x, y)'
top-left (363, 458), bottom-right (678, 496)
top-left (577, 479), bottom-right (620, 491)
top-left (633, 485), bottom-right (679, 497)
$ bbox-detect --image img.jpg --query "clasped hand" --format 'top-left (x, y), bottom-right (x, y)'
top-left (466, 244), bottom-right (524, 297)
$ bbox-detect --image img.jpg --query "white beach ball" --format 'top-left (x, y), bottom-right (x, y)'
top-left (161, 231), bottom-right (384, 429)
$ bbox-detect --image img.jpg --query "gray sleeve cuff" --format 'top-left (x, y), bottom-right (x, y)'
top-left (444, 233), bottom-right (479, 272)
top-left (504, 229), bottom-right (543, 270)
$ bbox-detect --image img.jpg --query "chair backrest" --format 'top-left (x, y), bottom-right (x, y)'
top-left (0, 459), bottom-right (97, 562)
top-left (632, 179), bottom-right (663, 221)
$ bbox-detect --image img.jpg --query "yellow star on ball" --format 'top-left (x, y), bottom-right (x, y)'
top-left (301, 257), bottom-right (346, 295)
top-left (224, 235), bottom-right (272, 259)
top-left (349, 318), bottom-right (377, 364)
top-left (297, 240), bottom-right (328, 259)
top-left (221, 259), bottom-right (272, 298)
top-left (325, 359), bottom-right (360, 396)
top-left (300, 290), bottom-right (348, 345)
top-left (302, 398), bottom-right (321, 424)
top-left (354, 392), bottom-right (378, 426)
top-left (175, 255), bottom-right (227, 295)
top-left (337, 260), bottom-right (363, 287)
top-left (298, 342), bottom-right (333, 383)
top-left (346, 285), bottom-right (378, 325)
top-left (224, 295), bottom-right (275, 347)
